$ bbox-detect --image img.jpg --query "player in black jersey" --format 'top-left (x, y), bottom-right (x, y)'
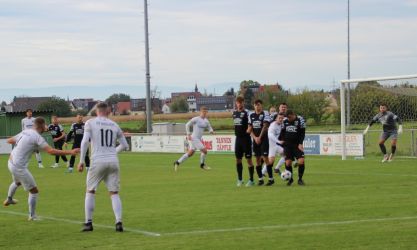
top-left (248, 99), bottom-right (273, 186)
top-left (48, 116), bottom-right (69, 168)
top-left (233, 96), bottom-right (254, 187)
top-left (279, 110), bottom-right (306, 186)
top-left (65, 114), bottom-right (90, 173)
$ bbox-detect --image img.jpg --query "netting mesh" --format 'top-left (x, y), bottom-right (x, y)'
top-left (347, 78), bottom-right (417, 125)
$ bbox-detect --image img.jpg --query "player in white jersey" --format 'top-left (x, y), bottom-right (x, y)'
top-left (21, 109), bottom-right (44, 168)
top-left (3, 117), bottom-right (78, 220)
top-left (77, 102), bottom-right (129, 232)
top-left (174, 106), bottom-right (214, 171)
top-left (267, 112), bottom-right (286, 175)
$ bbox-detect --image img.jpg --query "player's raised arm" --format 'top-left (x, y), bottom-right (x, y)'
top-left (364, 114), bottom-right (379, 135)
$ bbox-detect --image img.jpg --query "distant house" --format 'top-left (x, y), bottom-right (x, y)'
top-left (72, 98), bottom-right (94, 110)
top-left (9, 97), bottom-right (52, 112)
top-left (171, 84), bottom-right (202, 112)
top-left (116, 101), bottom-right (131, 115)
top-left (130, 98), bottom-right (162, 114)
top-left (161, 103), bottom-right (171, 114)
top-left (196, 96), bottom-right (234, 111)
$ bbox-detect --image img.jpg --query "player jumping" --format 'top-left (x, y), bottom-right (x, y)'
top-left (174, 106), bottom-right (214, 171)
top-left (279, 110), bottom-right (306, 186)
top-left (78, 102), bottom-right (129, 232)
top-left (21, 109), bottom-right (44, 168)
top-left (363, 104), bottom-right (403, 162)
top-left (3, 117), bottom-right (78, 220)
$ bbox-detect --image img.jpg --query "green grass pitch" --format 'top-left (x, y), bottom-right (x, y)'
top-left (0, 152), bottom-right (416, 249)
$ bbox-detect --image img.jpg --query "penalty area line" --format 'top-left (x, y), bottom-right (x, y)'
top-left (162, 216), bottom-right (417, 236)
top-left (0, 210), bottom-right (160, 237)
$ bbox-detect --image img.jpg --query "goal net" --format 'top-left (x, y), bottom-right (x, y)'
top-left (340, 74), bottom-right (417, 159)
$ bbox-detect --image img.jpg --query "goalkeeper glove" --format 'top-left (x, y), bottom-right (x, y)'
top-left (363, 125), bottom-right (370, 135)
top-left (398, 125), bottom-right (403, 135)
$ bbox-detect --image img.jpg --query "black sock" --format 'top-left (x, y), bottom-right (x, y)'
top-left (379, 143), bottom-right (387, 154)
top-left (285, 164), bottom-right (293, 180)
top-left (237, 163), bottom-right (243, 181)
top-left (255, 165), bottom-right (262, 179)
top-left (267, 164), bottom-right (273, 179)
top-left (248, 166), bottom-right (254, 181)
top-left (391, 145), bottom-right (396, 154)
top-left (298, 164), bottom-right (305, 180)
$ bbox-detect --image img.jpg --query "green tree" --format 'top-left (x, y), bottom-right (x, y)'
top-left (105, 93), bottom-right (131, 106)
top-left (170, 97), bottom-right (189, 113)
top-left (287, 89), bottom-right (329, 124)
top-left (243, 88), bottom-right (254, 109)
top-left (37, 97), bottom-right (72, 117)
top-left (256, 85), bottom-right (287, 109)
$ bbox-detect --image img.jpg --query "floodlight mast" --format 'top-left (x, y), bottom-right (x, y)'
top-left (144, 0), bottom-right (152, 133)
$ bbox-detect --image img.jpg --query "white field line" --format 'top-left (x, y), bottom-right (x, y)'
top-left (310, 171), bottom-right (417, 178)
top-left (0, 210), bottom-right (160, 237)
top-left (162, 216), bottom-right (417, 236)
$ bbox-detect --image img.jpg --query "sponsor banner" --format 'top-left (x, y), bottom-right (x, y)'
top-left (131, 135), bottom-right (186, 153)
top-left (303, 135), bottom-right (320, 155)
top-left (320, 134), bottom-right (363, 156)
top-left (200, 135), bottom-right (235, 153)
top-left (0, 139), bottom-right (12, 154)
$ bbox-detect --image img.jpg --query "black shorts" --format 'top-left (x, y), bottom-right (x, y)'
top-left (235, 135), bottom-right (252, 159)
top-left (253, 137), bottom-right (269, 157)
top-left (53, 140), bottom-right (65, 149)
top-left (284, 144), bottom-right (305, 161)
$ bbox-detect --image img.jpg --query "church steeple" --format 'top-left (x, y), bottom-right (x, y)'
top-left (194, 83), bottom-right (199, 93)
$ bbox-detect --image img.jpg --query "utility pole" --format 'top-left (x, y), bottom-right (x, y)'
top-left (144, 0), bottom-right (152, 133)
top-left (347, 0), bottom-right (351, 128)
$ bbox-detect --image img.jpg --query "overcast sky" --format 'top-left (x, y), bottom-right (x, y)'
top-left (1, 0), bottom-right (416, 102)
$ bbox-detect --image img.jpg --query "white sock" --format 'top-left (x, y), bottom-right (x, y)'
top-left (35, 152), bottom-right (42, 164)
top-left (28, 193), bottom-right (38, 218)
top-left (111, 194), bottom-right (122, 223)
top-left (200, 153), bottom-right (206, 165)
top-left (261, 164), bottom-right (267, 175)
top-left (7, 182), bottom-right (19, 198)
top-left (275, 157), bottom-right (286, 171)
top-left (178, 153), bottom-right (189, 164)
top-left (85, 193), bottom-right (95, 223)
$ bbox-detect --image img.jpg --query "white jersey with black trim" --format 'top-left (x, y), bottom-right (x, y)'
top-left (10, 129), bottom-right (48, 169)
top-left (80, 117), bottom-right (128, 163)
top-left (21, 117), bottom-right (36, 131)
top-left (186, 116), bottom-right (213, 141)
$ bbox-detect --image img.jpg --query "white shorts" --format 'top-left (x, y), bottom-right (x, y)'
top-left (189, 139), bottom-right (205, 151)
top-left (87, 161), bottom-right (120, 192)
top-left (268, 143), bottom-right (284, 158)
top-left (8, 160), bottom-right (37, 191)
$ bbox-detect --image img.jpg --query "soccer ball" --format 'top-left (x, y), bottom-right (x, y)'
top-left (280, 170), bottom-right (292, 181)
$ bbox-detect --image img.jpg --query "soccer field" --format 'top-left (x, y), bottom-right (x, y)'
top-left (1, 152), bottom-right (416, 249)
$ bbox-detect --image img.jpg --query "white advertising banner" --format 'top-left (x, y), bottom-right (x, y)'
top-left (199, 135), bottom-right (236, 153)
top-left (131, 135), bottom-right (186, 153)
top-left (0, 139), bottom-right (12, 154)
top-left (320, 134), bottom-right (364, 156)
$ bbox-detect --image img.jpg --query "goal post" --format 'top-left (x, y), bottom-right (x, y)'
top-left (340, 74), bottom-right (417, 160)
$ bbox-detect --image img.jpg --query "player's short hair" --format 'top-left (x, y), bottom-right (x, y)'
top-left (380, 103), bottom-right (388, 108)
top-left (279, 102), bottom-right (288, 106)
top-left (286, 110), bottom-right (295, 116)
top-left (26, 108), bottom-right (33, 112)
top-left (96, 102), bottom-right (108, 112)
top-left (235, 96), bottom-right (244, 103)
top-left (254, 99), bottom-right (263, 105)
top-left (278, 112), bottom-right (286, 116)
top-left (34, 117), bottom-right (46, 128)
top-left (200, 106), bottom-right (208, 111)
